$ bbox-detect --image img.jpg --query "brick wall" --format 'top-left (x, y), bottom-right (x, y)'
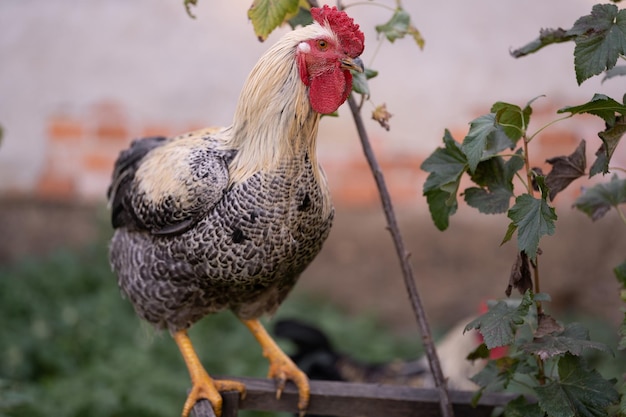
top-left (33, 100), bottom-right (603, 209)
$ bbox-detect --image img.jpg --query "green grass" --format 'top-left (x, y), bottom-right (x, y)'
top-left (0, 234), bottom-right (419, 417)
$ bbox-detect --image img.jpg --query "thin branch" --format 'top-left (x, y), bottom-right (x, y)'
top-left (346, 95), bottom-right (455, 417)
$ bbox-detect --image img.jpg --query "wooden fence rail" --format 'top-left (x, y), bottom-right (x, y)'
top-left (190, 377), bottom-right (518, 417)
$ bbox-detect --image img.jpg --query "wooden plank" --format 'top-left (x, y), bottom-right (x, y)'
top-left (190, 377), bottom-right (517, 417)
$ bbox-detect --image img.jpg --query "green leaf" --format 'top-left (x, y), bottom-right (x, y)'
top-left (248, 0), bottom-right (300, 41)
top-left (464, 151), bottom-right (525, 214)
top-left (573, 174), bottom-right (626, 221)
top-left (521, 322), bottom-right (612, 360)
top-left (602, 65), bottom-right (626, 82)
top-left (569, 4), bottom-right (626, 84)
top-left (504, 395), bottom-right (544, 417)
top-left (595, 114), bottom-right (626, 175)
top-left (286, 3), bottom-right (313, 29)
top-left (407, 25), bottom-right (425, 50)
top-left (558, 93), bottom-right (626, 127)
top-left (535, 354), bottom-right (619, 417)
top-left (421, 130), bottom-right (467, 230)
top-left (351, 71), bottom-right (369, 96)
top-left (424, 189), bottom-right (457, 231)
top-left (375, 8), bottom-right (410, 43)
top-left (544, 140), bottom-right (587, 200)
top-left (492, 101), bottom-right (531, 142)
top-left (501, 222), bottom-right (518, 246)
top-left (351, 68), bottom-right (379, 98)
top-left (466, 342), bottom-right (490, 361)
top-left (464, 291), bottom-right (534, 349)
top-left (507, 178), bottom-right (557, 260)
top-left (183, 0), bottom-right (198, 19)
top-left (616, 260), bottom-right (626, 288)
top-left (617, 313), bottom-right (626, 350)
top-left (589, 143), bottom-right (610, 177)
top-left (461, 113), bottom-right (517, 173)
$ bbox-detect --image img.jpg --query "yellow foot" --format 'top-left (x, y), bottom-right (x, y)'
top-left (241, 318), bottom-right (310, 415)
top-left (173, 329), bottom-right (246, 417)
top-left (181, 378), bottom-right (247, 417)
top-left (267, 354), bottom-right (310, 413)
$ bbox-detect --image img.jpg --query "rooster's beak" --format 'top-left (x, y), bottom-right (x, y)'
top-left (340, 57), bottom-right (364, 73)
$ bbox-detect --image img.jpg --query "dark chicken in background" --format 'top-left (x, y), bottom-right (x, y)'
top-left (274, 318), bottom-right (486, 391)
top-left (107, 6), bottom-right (364, 417)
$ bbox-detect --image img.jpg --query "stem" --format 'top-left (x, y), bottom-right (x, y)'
top-left (522, 135), bottom-right (544, 316)
top-left (616, 205), bottom-right (626, 226)
top-left (346, 95), bottom-right (455, 417)
top-left (526, 114), bottom-right (572, 143)
top-left (522, 136), bottom-right (535, 197)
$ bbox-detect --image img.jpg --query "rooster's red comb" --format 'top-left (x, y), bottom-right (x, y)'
top-left (311, 5), bottom-right (364, 58)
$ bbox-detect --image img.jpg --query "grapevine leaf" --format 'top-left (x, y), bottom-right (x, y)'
top-left (352, 67), bottom-right (379, 97)
top-left (507, 177), bottom-right (557, 260)
top-left (544, 140), bottom-right (587, 200)
top-left (569, 4), bottom-right (626, 84)
top-left (286, 1), bottom-right (312, 29)
top-left (507, 251), bottom-right (532, 297)
top-left (425, 189), bottom-right (457, 231)
top-left (351, 71), bottom-right (370, 97)
top-left (421, 130), bottom-right (467, 230)
top-left (617, 313), bottom-right (626, 350)
top-left (534, 313), bottom-right (564, 338)
top-left (371, 103), bottom-right (392, 131)
top-left (573, 174), bottom-right (626, 220)
top-left (248, 0), bottom-right (300, 41)
top-left (616, 260), bottom-right (626, 288)
top-left (375, 8), bottom-right (411, 43)
top-left (589, 143), bottom-right (610, 177)
top-left (466, 342), bottom-right (490, 361)
top-left (535, 354), bottom-right (619, 417)
top-left (464, 187), bottom-right (513, 215)
top-left (503, 395), bottom-right (544, 417)
top-left (510, 28), bottom-right (576, 58)
top-left (407, 25), bottom-right (425, 50)
top-left (595, 114), bottom-right (626, 175)
top-left (501, 222), bottom-right (517, 246)
top-left (183, 0), bottom-right (198, 18)
top-left (470, 358), bottom-right (519, 392)
top-left (492, 101), bottom-right (531, 142)
top-left (464, 151), bottom-right (525, 214)
top-left (521, 322), bottom-right (612, 360)
top-left (558, 93), bottom-right (626, 127)
top-left (464, 291), bottom-right (534, 349)
top-left (603, 65), bottom-right (626, 82)
top-left (462, 113), bottom-right (516, 173)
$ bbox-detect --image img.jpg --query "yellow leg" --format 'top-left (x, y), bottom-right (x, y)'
top-left (172, 329), bottom-right (246, 417)
top-left (241, 318), bottom-right (310, 415)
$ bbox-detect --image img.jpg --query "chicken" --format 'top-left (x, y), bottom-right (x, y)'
top-left (274, 318), bottom-right (488, 392)
top-left (107, 6), bottom-right (364, 417)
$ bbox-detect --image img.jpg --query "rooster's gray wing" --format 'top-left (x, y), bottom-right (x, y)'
top-left (108, 133), bottom-right (232, 236)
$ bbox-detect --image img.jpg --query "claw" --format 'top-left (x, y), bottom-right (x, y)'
top-left (242, 318), bottom-right (310, 414)
top-left (173, 330), bottom-right (246, 417)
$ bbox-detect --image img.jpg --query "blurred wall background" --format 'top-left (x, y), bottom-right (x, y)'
top-left (1, 0), bottom-right (622, 203)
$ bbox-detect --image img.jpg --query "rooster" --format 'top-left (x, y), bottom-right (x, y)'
top-left (107, 6), bottom-right (364, 417)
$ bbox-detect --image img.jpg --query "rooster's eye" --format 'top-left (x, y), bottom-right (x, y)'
top-left (317, 39), bottom-right (328, 50)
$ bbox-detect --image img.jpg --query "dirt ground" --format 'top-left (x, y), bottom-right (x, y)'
top-left (1, 197), bottom-right (624, 334)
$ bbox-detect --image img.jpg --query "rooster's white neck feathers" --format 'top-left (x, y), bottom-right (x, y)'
top-left (219, 23), bottom-right (338, 187)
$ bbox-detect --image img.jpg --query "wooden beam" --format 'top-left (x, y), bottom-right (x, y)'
top-left (190, 377), bottom-right (518, 417)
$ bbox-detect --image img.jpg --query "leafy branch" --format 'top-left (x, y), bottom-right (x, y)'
top-left (422, 2), bottom-right (626, 416)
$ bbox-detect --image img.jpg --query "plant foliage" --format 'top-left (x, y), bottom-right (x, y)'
top-left (422, 2), bottom-right (626, 416)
